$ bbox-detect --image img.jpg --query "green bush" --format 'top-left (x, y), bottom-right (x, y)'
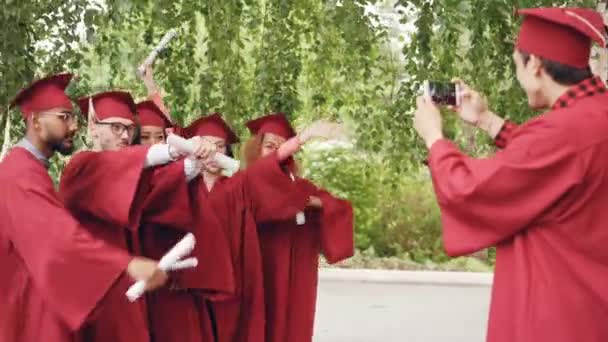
top-left (301, 142), bottom-right (449, 263)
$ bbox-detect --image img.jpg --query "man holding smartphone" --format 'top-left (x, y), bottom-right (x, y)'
top-left (413, 7), bottom-right (608, 342)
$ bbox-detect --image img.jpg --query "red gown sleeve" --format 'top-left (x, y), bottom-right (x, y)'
top-left (3, 181), bottom-right (132, 331)
top-left (59, 146), bottom-right (151, 230)
top-left (494, 120), bottom-right (519, 149)
top-left (242, 152), bottom-right (310, 222)
top-left (141, 159), bottom-right (193, 231)
top-left (315, 188), bottom-right (355, 264)
top-left (427, 118), bottom-right (582, 256)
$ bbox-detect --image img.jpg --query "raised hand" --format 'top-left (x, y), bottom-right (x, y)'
top-left (189, 136), bottom-right (217, 160)
top-left (449, 79), bottom-right (505, 138)
top-left (299, 120), bottom-right (347, 143)
top-left (449, 79), bottom-right (490, 126)
top-left (413, 96), bottom-right (444, 149)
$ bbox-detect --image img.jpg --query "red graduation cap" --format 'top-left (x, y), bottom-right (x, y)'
top-left (516, 7), bottom-right (606, 68)
top-left (78, 91), bottom-right (136, 122)
top-left (246, 113), bottom-right (296, 139)
top-left (185, 113), bottom-right (239, 144)
top-left (10, 73), bottom-right (74, 119)
top-left (136, 100), bottom-right (172, 128)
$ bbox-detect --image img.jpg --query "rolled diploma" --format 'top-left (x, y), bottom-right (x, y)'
top-left (166, 257), bottom-right (199, 271)
top-left (138, 29), bottom-right (178, 75)
top-left (167, 134), bottom-right (240, 175)
top-left (126, 233), bottom-right (196, 302)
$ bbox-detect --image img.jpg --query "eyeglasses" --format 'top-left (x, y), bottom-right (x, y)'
top-left (40, 111), bottom-right (79, 125)
top-left (95, 121), bottom-right (137, 136)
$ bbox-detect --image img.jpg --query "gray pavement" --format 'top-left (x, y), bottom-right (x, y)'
top-left (314, 270), bottom-right (492, 342)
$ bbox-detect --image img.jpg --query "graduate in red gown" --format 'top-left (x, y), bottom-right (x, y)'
top-left (58, 91), bottom-right (223, 342)
top-left (139, 64), bottom-right (182, 137)
top-left (242, 113), bottom-right (354, 342)
top-left (136, 99), bottom-right (173, 145)
top-left (413, 7), bottom-right (608, 342)
top-left (143, 95), bottom-right (304, 342)
top-left (146, 72), bottom-right (348, 340)
top-left (135, 100), bottom-right (234, 342)
top-left (0, 74), bottom-right (167, 342)
top-left (182, 113), bottom-right (308, 342)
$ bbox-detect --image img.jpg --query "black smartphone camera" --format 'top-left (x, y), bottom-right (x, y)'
top-left (423, 80), bottom-right (460, 106)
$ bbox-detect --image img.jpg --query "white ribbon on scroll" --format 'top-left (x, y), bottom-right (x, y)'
top-left (138, 29), bottom-right (178, 76)
top-left (166, 133), bottom-right (240, 176)
top-left (126, 233), bottom-right (196, 302)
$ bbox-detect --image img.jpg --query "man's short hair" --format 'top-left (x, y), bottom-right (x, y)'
top-left (520, 51), bottom-right (593, 85)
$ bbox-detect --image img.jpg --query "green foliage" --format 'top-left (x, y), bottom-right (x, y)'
top-left (302, 143), bottom-right (446, 262)
top-left (75, 0), bottom-right (393, 135)
top-left (0, 0), bottom-right (98, 173)
top-left (391, 0), bottom-right (598, 161)
top-left (1, 0), bottom-right (603, 265)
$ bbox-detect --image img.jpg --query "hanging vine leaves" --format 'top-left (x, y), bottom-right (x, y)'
top-left (2, 0), bottom-right (603, 259)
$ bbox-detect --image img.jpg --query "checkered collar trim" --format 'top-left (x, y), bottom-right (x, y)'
top-left (551, 76), bottom-right (606, 110)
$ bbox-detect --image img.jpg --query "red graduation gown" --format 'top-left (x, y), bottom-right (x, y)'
top-left (140, 160), bottom-right (234, 342)
top-left (59, 146), bottom-right (154, 342)
top-left (200, 152), bottom-right (311, 342)
top-left (0, 147), bottom-right (131, 342)
top-left (427, 96), bottom-right (608, 342)
top-left (256, 174), bottom-right (354, 342)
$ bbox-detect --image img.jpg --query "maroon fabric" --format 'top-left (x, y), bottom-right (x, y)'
top-left (59, 146), bottom-right (153, 342)
top-left (427, 88), bottom-right (608, 341)
top-left (78, 91), bottom-right (136, 121)
top-left (10, 73), bottom-right (74, 119)
top-left (136, 100), bottom-right (172, 128)
top-left (551, 76), bottom-right (606, 110)
top-left (495, 77), bottom-right (606, 149)
top-left (0, 148), bottom-right (131, 342)
top-left (316, 189), bottom-right (355, 264)
top-left (516, 7), bottom-right (605, 68)
top-left (195, 175), bottom-right (266, 342)
top-left (257, 177), bottom-right (353, 342)
top-left (139, 160), bottom-right (233, 342)
top-left (185, 113), bottom-right (239, 144)
top-left (494, 120), bottom-right (519, 149)
top-left (246, 113), bottom-right (296, 139)
top-left (145, 290), bottom-right (215, 342)
top-left (196, 152), bottom-right (310, 342)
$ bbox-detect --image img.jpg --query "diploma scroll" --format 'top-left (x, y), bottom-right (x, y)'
top-left (167, 133), bottom-right (240, 176)
top-left (166, 257), bottom-right (199, 271)
top-left (126, 233), bottom-right (196, 302)
top-left (138, 29), bottom-right (178, 76)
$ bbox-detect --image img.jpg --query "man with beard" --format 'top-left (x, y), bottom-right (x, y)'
top-left (58, 91), bottom-right (233, 342)
top-left (0, 73), bottom-right (167, 342)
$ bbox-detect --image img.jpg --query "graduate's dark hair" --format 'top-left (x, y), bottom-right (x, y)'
top-left (519, 51), bottom-right (593, 85)
top-left (132, 123), bottom-right (142, 145)
top-left (225, 144), bottom-right (234, 158)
